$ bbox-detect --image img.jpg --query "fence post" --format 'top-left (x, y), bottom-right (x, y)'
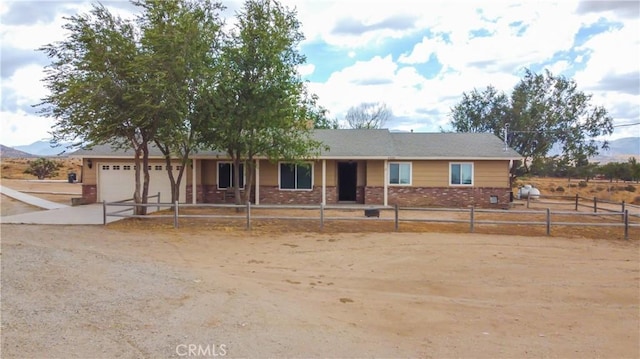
top-left (593, 196), bottom-right (597, 213)
top-left (320, 203), bottom-right (324, 231)
top-left (624, 210), bottom-right (629, 240)
top-left (394, 203), bottom-right (399, 232)
top-left (102, 200), bottom-right (107, 225)
top-left (173, 200), bottom-right (179, 228)
top-left (526, 194), bottom-right (530, 208)
top-left (546, 208), bottom-right (551, 236)
top-left (621, 201), bottom-right (625, 222)
top-left (470, 206), bottom-right (475, 233)
top-left (157, 191), bottom-right (161, 212)
top-left (246, 201), bottom-right (251, 231)
top-left (575, 194), bottom-right (579, 211)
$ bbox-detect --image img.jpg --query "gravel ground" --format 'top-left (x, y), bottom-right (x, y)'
top-left (1, 224), bottom-right (638, 358)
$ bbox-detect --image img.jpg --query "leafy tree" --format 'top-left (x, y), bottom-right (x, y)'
top-left (308, 97), bottom-right (340, 129)
top-left (137, 0), bottom-right (224, 203)
top-left (24, 158), bottom-right (61, 180)
top-left (345, 102), bottom-right (392, 129)
top-left (38, 4), bottom-right (155, 214)
top-left (449, 86), bottom-right (509, 133)
top-left (629, 157), bottom-right (640, 183)
top-left (38, 0), bottom-right (227, 210)
top-left (200, 0), bottom-right (324, 205)
top-left (450, 69), bottom-right (613, 173)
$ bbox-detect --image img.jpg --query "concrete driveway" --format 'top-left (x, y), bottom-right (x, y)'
top-left (0, 203), bottom-right (124, 225)
top-left (0, 184), bottom-right (128, 225)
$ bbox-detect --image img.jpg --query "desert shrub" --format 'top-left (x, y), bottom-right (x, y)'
top-left (23, 157), bottom-right (61, 180)
top-left (568, 183), bottom-right (577, 188)
top-left (632, 196), bottom-right (640, 205)
top-left (625, 185), bottom-right (636, 192)
top-left (555, 186), bottom-right (565, 192)
top-left (595, 186), bottom-right (605, 191)
top-left (549, 187), bottom-right (556, 193)
top-left (578, 181), bottom-right (588, 188)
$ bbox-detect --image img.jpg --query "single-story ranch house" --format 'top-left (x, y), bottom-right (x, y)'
top-left (72, 129), bottom-right (521, 208)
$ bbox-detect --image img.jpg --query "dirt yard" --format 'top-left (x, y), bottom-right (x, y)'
top-left (1, 224), bottom-right (638, 358)
top-left (1, 176), bottom-right (639, 358)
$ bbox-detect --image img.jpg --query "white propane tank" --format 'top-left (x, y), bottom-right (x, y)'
top-left (518, 184), bottom-right (540, 199)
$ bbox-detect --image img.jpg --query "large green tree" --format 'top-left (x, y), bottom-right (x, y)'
top-left (39, 0), bottom-right (226, 210)
top-left (200, 0), bottom-right (324, 205)
top-left (38, 4), bottom-right (155, 214)
top-left (450, 69), bottom-right (613, 173)
top-left (137, 0), bottom-right (224, 203)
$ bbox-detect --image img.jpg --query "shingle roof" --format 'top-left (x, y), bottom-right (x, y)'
top-left (388, 132), bottom-right (521, 159)
top-left (71, 129), bottom-right (521, 160)
top-left (71, 143), bottom-right (170, 157)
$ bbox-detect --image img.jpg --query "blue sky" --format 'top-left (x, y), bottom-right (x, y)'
top-left (1, 0), bottom-right (638, 147)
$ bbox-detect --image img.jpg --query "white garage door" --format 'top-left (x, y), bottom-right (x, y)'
top-left (98, 162), bottom-right (186, 203)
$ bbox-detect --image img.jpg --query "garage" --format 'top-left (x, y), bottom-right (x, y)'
top-left (97, 162), bottom-right (186, 203)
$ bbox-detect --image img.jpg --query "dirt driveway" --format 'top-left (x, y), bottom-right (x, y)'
top-left (1, 224), bottom-right (638, 358)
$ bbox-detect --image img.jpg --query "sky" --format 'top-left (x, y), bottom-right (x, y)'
top-left (0, 0), bottom-right (639, 147)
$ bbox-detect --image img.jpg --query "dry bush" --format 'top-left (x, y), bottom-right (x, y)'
top-left (0, 157), bottom-right (81, 180)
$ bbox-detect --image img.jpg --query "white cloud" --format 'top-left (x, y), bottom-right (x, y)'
top-left (398, 35), bottom-right (442, 64)
top-left (574, 22), bottom-right (640, 88)
top-left (0, 110), bottom-right (55, 146)
top-left (298, 63), bottom-right (315, 77)
top-left (3, 64), bottom-right (48, 107)
top-left (1, 0), bottom-right (638, 146)
top-left (401, 1), bottom-right (582, 75)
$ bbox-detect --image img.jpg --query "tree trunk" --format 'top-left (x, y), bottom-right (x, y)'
top-left (133, 144), bottom-right (143, 215)
top-left (161, 152), bottom-right (178, 204)
top-left (233, 154), bottom-right (242, 206)
top-left (140, 144), bottom-right (150, 215)
top-left (243, 159), bottom-right (255, 205)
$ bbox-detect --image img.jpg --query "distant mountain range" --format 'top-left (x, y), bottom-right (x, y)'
top-left (0, 145), bottom-right (36, 158)
top-left (600, 137), bottom-right (639, 156)
top-left (13, 141), bottom-right (76, 156)
top-left (0, 140), bottom-right (76, 157)
top-left (590, 137), bottom-right (639, 163)
top-left (0, 137), bottom-right (638, 159)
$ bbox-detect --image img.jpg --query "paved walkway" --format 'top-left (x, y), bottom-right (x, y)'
top-left (0, 185), bottom-right (69, 210)
top-left (0, 203), bottom-right (122, 225)
top-left (0, 184), bottom-right (125, 225)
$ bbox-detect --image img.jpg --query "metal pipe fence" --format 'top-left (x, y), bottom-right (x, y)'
top-left (103, 200), bottom-right (639, 240)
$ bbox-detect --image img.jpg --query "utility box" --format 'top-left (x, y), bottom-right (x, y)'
top-left (364, 208), bottom-right (380, 218)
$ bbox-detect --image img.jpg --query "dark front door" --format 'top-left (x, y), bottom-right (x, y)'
top-left (338, 162), bottom-right (357, 202)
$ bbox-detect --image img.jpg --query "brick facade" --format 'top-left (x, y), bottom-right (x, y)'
top-left (90, 181), bottom-right (509, 208)
top-left (258, 186), bottom-right (323, 204)
top-left (367, 186), bottom-right (511, 208)
top-left (82, 184), bottom-right (97, 203)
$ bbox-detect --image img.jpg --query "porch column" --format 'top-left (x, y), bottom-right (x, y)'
top-left (255, 159), bottom-right (260, 205)
top-left (192, 158), bottom-right (197, 204)
top-left (383, 159), bottom-right (388, 206)
top-left (322, 159), bottom-right (326, 205)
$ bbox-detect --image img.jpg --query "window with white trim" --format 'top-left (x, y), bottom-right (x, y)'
top-left (389, 162), bottom-right (411, 185)
top-left (279, 162), bottom-right (312, 190)
top-left (450, 163), bottom-right (473, 185)
top-left (218, 162), bottom-right (244, 189)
